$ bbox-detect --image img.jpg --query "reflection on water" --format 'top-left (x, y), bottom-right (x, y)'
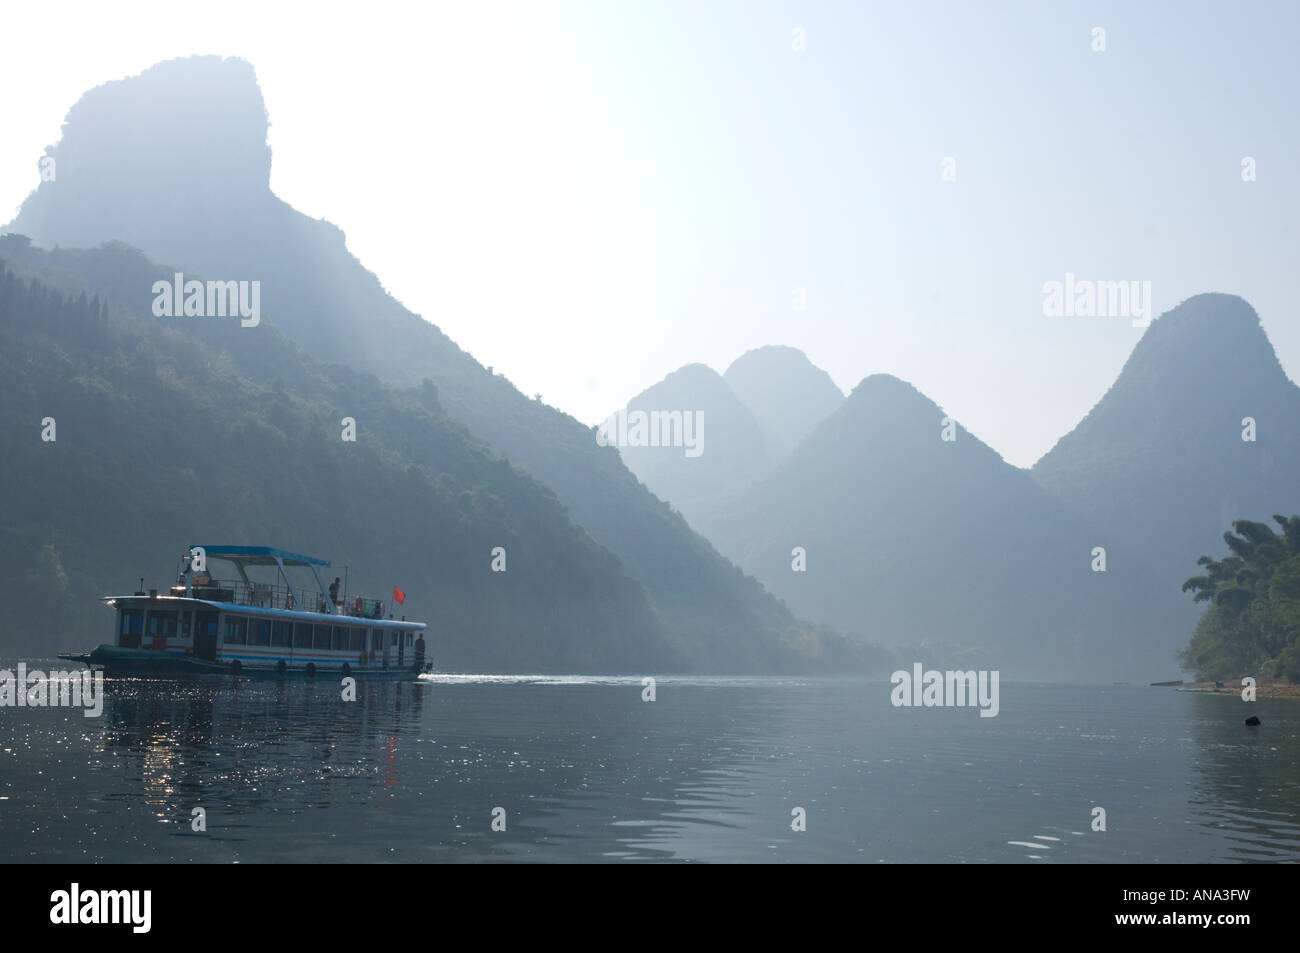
top-left (0, 665), bottom-right (1297, 862)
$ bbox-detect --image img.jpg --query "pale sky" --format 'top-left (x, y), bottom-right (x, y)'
top-left (2, 0), bottom-right (1296, 467)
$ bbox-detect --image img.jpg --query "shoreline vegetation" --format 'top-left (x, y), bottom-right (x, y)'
top-left (1181, 515), bottom-right (1300, 685)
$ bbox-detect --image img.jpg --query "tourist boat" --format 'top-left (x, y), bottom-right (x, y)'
top-left (60, 545), bottom-right (430, 680)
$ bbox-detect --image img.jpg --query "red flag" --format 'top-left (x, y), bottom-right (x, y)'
top-left (393, 586), bottom-right (406, 605)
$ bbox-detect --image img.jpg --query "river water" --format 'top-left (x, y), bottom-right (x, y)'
top-left (1, 667), bottom-right (1297, 862)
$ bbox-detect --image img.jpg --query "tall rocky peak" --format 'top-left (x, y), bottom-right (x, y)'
top-left (15, 56), bottom-right (274, 247)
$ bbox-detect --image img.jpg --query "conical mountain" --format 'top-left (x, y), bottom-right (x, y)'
top-left (8, 55), bottom-right (432, 383)
top-left (723, 346), bottom-right (844, 460)
top-left (613, 363), bottom-right (767, 529)
top-left (1032, 293), bottom-right (1300, 597)
top-left (707, 373), bottom-right (1179, 680)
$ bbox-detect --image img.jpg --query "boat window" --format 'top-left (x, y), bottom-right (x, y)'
top-left (120, 610), bottom-right (144, 637)
top-left (390, 631), bottom-right (399, 648)
top-left (370, 629), bottom-right (384, 653)
top-left (148, 611), bottom-right (179, 637)
top-left (251, 619), bottom-right (272, 646)
top-left (349, 628), bottom-right (365, 651)
top-left (272, 621), bottom-right (292, 647)
top-left (180, 611), bottom-right (192, 638)
top-left (224, 616), bottom-right (248, 645)
top-left (331, 626), bottom-right (348, 650)
top-left (407, 633), bottom-right (413, 647)
top-left (293, 623), bottom-right (312, 648)
top-left (313, 624), bottom-right (332, 650)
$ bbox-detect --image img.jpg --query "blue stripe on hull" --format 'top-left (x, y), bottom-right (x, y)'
top-left (86, 645), bottom-right (425, 681)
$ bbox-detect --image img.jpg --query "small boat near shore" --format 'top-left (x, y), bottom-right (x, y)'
top-left (59, 545), bottom-right (430, 680)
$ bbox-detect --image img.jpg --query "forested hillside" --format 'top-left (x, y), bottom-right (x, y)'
top-left (0, 237), bottom-right (884, 674)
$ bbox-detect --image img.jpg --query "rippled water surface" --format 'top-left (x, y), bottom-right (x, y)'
top-left (1, 665), bottom-right (1297, 862)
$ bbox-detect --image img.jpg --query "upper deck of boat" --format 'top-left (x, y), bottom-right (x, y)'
top-left (105, 545), bottom-right (425, 630)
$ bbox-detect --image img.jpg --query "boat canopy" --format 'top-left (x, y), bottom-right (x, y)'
top-left (189, 545), bottom-right (331, 568)
top-left (185, 545), bottom-right (341, 616)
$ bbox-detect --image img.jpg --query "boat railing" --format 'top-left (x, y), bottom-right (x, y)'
top-left (167, 579), bottom-right (388, 619)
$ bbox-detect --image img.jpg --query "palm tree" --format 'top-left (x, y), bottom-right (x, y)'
top-left (1182, 516), bottom-right (1300, 678)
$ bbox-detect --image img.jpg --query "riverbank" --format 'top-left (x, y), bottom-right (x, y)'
top-left (1169, 678), bottom-right (1300, 698)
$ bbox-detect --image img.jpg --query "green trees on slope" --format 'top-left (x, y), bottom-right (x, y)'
top-left (1181, 515), bottom-right (1300, 681)
top-left (0, 255), bottom-right (676, 671)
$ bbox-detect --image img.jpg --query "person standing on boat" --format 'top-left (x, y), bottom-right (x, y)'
top-left (329, 577), bottom-right (340, 607)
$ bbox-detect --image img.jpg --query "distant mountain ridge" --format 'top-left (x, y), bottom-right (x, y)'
top-left (614, 346), bottom-right (843, 534)
top-left (586, 299), bottom-right (1300, 681)
top-left (703, 372), bottom-right (1183, 680)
